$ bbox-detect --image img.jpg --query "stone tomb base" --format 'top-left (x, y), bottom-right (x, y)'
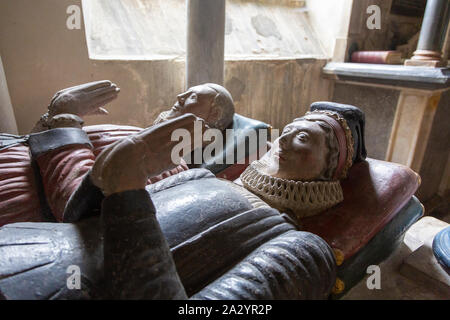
top-left (400, 217), bottom-right (450, 297)
top-left (342, 216), bottom-right (449, 299)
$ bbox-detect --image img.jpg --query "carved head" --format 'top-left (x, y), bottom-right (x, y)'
top-left (165, 83), bottom-right (235, 130)
top-left (241, 103), bottom-right (365, 219)
top-left (260, 110), bottom-right (354, 182)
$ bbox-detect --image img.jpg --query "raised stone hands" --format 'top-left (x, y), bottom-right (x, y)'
top-left (32, 80), bottom-right (120, 132)
top-left (91, 113), bottom-right (208, 196)
top-left (48, 80), bottom-right (119, 117)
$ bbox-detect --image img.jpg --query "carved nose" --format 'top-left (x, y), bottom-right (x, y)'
top-left (278, 133), bottom-right (291, 149)
top-left (177, 95), bottom-right (185, 105)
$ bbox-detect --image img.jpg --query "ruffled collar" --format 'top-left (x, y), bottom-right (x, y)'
top-left (240, 159), bottom-right (344, 221)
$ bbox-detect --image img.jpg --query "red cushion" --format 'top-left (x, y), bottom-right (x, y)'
top-left (301, 158), bottom-right (420, 260)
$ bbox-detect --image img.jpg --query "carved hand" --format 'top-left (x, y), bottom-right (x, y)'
top-left (91, 113), bottom-right (207, 196)
top-left (48, 80), bottom-right (120, 117)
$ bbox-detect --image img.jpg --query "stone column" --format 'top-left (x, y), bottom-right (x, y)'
top-left (405, 0), bottom-right (450, 67)
top-left (186, 0), bottom-right (226, 88)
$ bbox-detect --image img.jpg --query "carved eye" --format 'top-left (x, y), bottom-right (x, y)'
top-left (297, 132), bottom-right (308, 141)
top-left (190, 93), bottom-right (198, 102)
top-left (282, 127), bottom-right (292, 135)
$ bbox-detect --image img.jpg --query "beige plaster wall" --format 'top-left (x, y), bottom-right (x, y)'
top-left (0, 0), bottom-right (332, 134)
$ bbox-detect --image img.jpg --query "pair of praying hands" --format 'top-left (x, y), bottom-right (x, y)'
top-left (91, 113), bottom-right (207, 196)
top-left (32, 80), bottom-right (120, 131)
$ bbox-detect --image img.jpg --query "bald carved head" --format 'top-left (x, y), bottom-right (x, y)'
top-left (158, 83), bottom-right (235, 131)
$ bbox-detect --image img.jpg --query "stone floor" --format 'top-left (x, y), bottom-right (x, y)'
top-left (342, 215), bottom-right (450, 300)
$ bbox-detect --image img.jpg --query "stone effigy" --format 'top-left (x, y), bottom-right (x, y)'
top-left (0, 113), bottom-right (336, 300)
top-left (31, 80), bottom-right (120, 132)
top-left (0, 81), bottom-right (238, 225)
top-left (0, 81), bottom-right (421, 299)
top-left (153, 83), bottom-right (235, 131)
top-left (241, 102), bottom-right (366, 221)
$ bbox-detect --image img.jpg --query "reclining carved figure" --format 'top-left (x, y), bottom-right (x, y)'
top-left (0, 81), bottom-right (419, 300)
top-left (0, 80), bottom-right (238, 225)
top-left (0, 81), bottom-right (339, 299)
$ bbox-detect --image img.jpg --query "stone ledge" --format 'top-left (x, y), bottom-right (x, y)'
top-left (323, 62), bottom-right (450, 90)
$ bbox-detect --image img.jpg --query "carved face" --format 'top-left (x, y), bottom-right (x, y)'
top-left (261, 120), bottom-right (331, 181)
top-left (166, 85), bottom-right (217, 123)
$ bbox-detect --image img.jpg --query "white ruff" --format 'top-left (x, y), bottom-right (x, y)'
top-left (240, 160), bottom-right (344, 220)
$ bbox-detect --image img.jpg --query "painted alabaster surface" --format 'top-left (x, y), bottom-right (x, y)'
top-left (27, 80), bottom-right (357, 221)
top-left (153, 83), bottom-right (235, 131)
top-left (0, 82), bottom-right (337, 299)
top-left (22, 81), bottom-right (357, 221)
top-left (0, 81), bottom-right (239, 225)
top-left (29, 81), bottom-right (231, 196)
top-left (33, 80), bottom-right (235, 134)
top-left (0, 80), bottom-right (423, 300)
top-left (91, 114), bottom-right (207, 196)
top-left (32, 80), bottom-right (120, 132)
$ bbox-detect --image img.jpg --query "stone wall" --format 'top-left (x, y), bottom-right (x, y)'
top-left (332, 83), bottom-right (399, 160)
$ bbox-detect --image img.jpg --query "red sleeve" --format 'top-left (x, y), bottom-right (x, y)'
top-left (0, 145), bottom-right (44, 226)
top-left (1, 124), bottom-right (190, 225)
top-left (84, 124), bottom-right (190, 185)
top-left (35, 145), bottom-right (95, 222)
